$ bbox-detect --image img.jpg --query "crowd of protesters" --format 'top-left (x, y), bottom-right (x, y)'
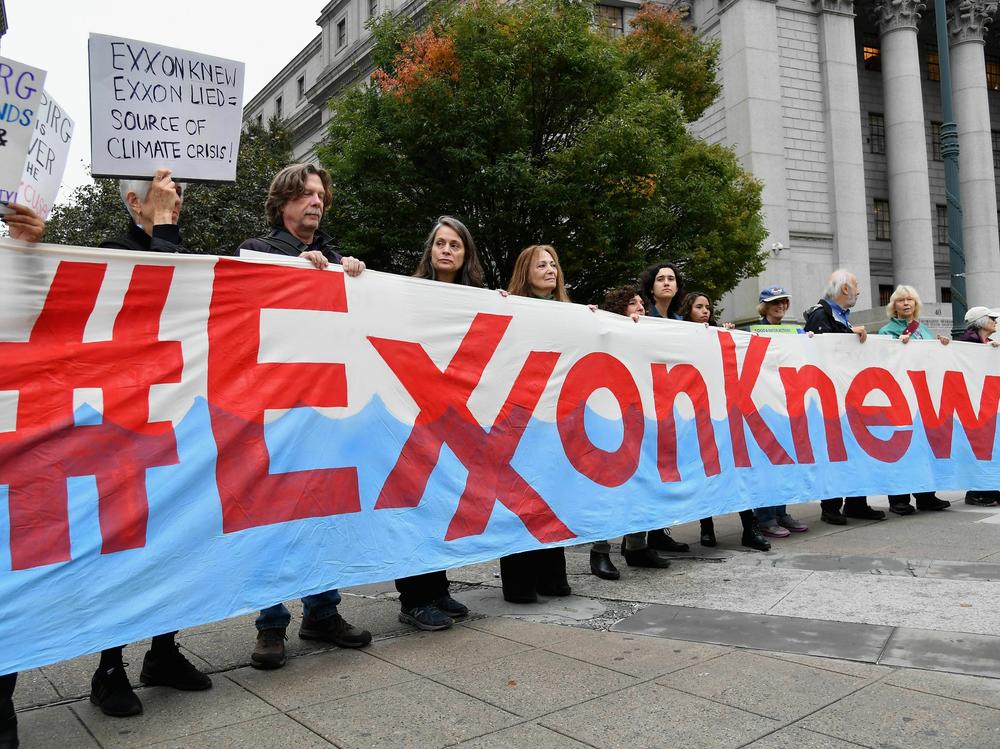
top-left (2, 163), bottom-right (998, 749)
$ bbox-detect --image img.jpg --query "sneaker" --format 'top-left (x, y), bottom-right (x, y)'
top-left (139, 644), bottom-right (212, 690)
top-left (759, 521), bottom-right (790, 538)
top-left (399, 605), bottom-right (453, 631)
top-left (434, 595), bottom-right (469, 619)
top-left (90, 663), bottom-right (142, 717)
top-left (646, 529), bottom-right (690, 552)
top-left (777, 514), bottom-right (808, 532)
top-left (251, 628), bottom-right (287, 670)
top-left (299, 613), bottom-right (372, 648)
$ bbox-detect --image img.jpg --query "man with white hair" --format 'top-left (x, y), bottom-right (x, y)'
top-left (88, 168), bottom-right (213, 718)
top-left (803, 269), bottom-right (886, 525)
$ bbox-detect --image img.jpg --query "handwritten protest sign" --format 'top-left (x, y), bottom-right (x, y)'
top-left (15, 90), bottom-right (74, 219)
top-left (0, 56), bottom-right (46, 205)
top-left (1, 239), bottom-right (999, 673)
top-left (88, 34), bottom-right (245, 181)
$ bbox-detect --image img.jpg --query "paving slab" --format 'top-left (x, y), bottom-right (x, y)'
top-left (657, 650), bottom-right (869, 719)
top-left (289, 678), bottom-right (519, 749)
top-left (433, 648), bottom-right (637, 719)
top-left (15, 705), bottom-right (100, 748)
top-left (71, 674), bottom-right (277, 748)
top-left (460, 617), bottom-right (580, 647)
top-left (226, 646), bottom-right (418, 711)
top-left (742, 725), bottom-right (868, 748)
top-left (755, 650), bottom-right (894, 680)
top-left (452, 721), bottom-right (591, 748)
top-left (612, 604), bottom-right (893, 662)
top-left (542, 628), bottom-right (731, 678)
top-left (540, 682), bottom-right (780, 749)
top-left (884, 668), bottom-right (1000, 710)
top-left (452, 588), bottom-right (607, 624)
top-left (796, 682), bottom-right (1000, 749)
top-left (923, 559), bottom-right (1000, 581)
top-left (767, 571), bottom-right (1000, 635)
top-left (147, 713), bottom-right (333, 747)
top-left (39, 639), bottom-right (153, 699)
top-left (879, 627), bottom-right (1000, 679)
top-left (367, 622), bottom-right (534, 676)
top-left (766, 552), bottom-right (924, 576)
top-left (9, 668), bottom-right (60, 708)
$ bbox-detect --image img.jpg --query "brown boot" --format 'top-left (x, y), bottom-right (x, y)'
top-left (251, 628), bottom-right (287, 670)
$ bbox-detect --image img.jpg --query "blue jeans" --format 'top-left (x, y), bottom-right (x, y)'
top-left (754, 505), bottom-right (787, 524)
top-left (255, 589), bottom-right (341, 631)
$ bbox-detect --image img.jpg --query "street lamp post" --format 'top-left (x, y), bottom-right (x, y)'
top-left (934, 0), bottom-right (968, 335)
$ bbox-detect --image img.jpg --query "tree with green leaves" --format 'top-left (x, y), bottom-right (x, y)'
top-left (44, 120), bottom-right (293, 254)
top-left (319, 0), bottom-right (766, 302)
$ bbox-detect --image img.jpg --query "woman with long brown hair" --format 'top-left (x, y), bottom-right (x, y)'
top-left (394, 216), bottom-right (483, 630)
top-left (500, 245), bottom-right (573, 603)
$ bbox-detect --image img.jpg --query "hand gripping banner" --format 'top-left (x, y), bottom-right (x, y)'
top-left (1, 239), bottom-right (998, 672)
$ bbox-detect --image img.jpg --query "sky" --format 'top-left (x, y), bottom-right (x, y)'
top-left (1, 0), bottom-right (324, 205)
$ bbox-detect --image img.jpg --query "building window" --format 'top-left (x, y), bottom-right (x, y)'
top-left (874, 198), bottom-right (891, 240)
top-left (369, 0), bottom-right (378, 17)
top-left (868, 113), bottom-right (885, 154)
top-left (274, 96), bottom-right (282, 120)
top-left (930, 121), bottom-right (942, 161)
top-left (941, 286), bottom-right (952, 303)
top-left (297, 76), bottom-right (305, 101)
top-left (595, 5), bottom-right (625, 38)
top-left (936, 204), bottom-right (948, 245)
top-left (992, 130), bottom-right (1000, 168)
top-left (863, 34), bottom-right (881, 71)
top-left (255, 113), bottom-right (263, 128)
top-left (927, 46), bottom-right (940, 81)
top-left (878, 284), bottom-right (895, 306)
top-left (337, 18), bottom-right (347, 49)
top-left (987, 54), bottom-right (1000, 90)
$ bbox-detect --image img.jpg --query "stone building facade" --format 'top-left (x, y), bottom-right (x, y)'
top-left (244, 0), bottom-right (1000, 325)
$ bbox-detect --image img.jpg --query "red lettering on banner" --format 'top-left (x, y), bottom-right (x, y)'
top-left (778, 365), bottom-right (847, 464)
top-left (718, 332), bottom-right (794, 467)
top-left (845, 368), bottom-right (912, 462)
top-left (650, 363), bottom-right (720, 482)
top-left (206, 260), bottom-right (360, 532)
top-left (908, 370), bottom-right (1000, 460)
top-left (557, 353), bottom-right (644, 487)
top-left (369, 313), bottom-right (574, 543)
top-left (0, 261), bottom-right (181, 570)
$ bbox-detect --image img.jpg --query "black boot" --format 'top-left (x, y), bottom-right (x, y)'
top-left (0, 673), bottom-right (16, 749)
top-left (536, 548), bottom-right (571, 597)
top-left (646, 529), bottom-right (690, 552)
top-left (500, 553), bottom-right (537, 603)
top-left (589, 550), bottom-right (620, 580)
top-left (622, 546), bottom-right (671, 568)
top-left (699, 517), bottom-right (717, 547)
top-left (914, 492), bottom-right (950, 511)
top-left (740, 512), bottom-right (771, 551)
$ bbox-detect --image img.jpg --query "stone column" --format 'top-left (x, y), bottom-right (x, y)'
top-left (949, 0), bottom-right (1000, 306)
top-left (872, 0), bottom-right (938, 297)
top-left (815, 0), bottom-right (872, 310)
top-left (718, 0), bottom-right (793, 318)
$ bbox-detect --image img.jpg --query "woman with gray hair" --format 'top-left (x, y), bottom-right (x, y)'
top-left (956, 306), bottom-right (1000, 506)
top-left (878, 285), bottom-right (951, 514)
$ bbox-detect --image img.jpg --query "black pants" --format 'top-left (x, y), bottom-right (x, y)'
top-left (395, 571), bottom-right (449, 609)
top-left (500, 548), bottom-right (566, 593)
top-left (821, 497), bottom-right (867, 512)
top-left (888, 492), bottom-right (936, 507)
top-left (0, 672), bottom-right (15, 725)
top-left (700, 510), bottom-right (755, 533)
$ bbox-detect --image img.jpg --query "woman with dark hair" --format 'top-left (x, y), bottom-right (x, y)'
top-left (588, 286), bottom-right (682, 580)
top-left (393, 216), bottom-right (480, 631)
top-left (639, 262), bottom-right (683, 319)
top-left (500, 245), bottom-right (574, 603)
top-left (680, 291), bottom-right (771, 551)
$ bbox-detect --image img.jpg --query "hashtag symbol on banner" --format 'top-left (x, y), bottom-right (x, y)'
top-left (0, 261), bottom-right (182, 570)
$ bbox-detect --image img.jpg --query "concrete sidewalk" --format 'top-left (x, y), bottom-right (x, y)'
top-left (12, 492), bottom-right (1000, 748)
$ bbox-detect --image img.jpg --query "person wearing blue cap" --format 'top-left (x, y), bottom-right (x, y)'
top-left (752, 285), bottom-right (809, 537)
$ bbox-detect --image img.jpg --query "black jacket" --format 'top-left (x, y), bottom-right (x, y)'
top-left (803, 298), bottom-right (853, 335)
top-left (100, 222), bottom-right (184, 253)
top-left (238, 226), bottom-right (343, 263)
